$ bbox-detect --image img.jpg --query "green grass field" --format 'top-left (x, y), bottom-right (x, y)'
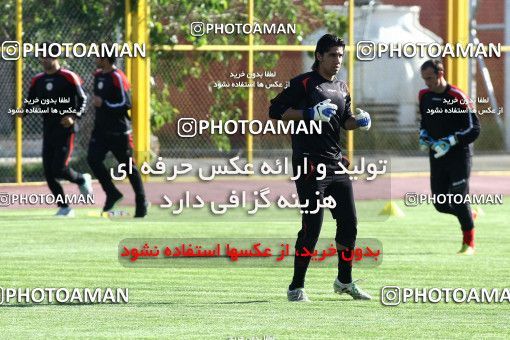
top-left (0, 200), bottom-right (509, 339)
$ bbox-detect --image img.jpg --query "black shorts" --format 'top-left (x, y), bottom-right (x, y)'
top-left (430, 149), bottom-right (471, 195)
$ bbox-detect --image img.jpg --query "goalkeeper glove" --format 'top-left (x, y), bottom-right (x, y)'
top-left (431, 135), bottom-right (458, 158)
top-left (304, 99), bottom-right (337, 122)
top-left (419, 129), bottom-right (435, 152)
top-left (354, 108), bottom-right (371, 131)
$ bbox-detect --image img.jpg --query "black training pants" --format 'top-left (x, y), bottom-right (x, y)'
top-left (430, 149), bottom-right (474, 231)
top-left (87, 131), bottom-right (145, 200)
top-left (43, 129), bottom-right (83, 208)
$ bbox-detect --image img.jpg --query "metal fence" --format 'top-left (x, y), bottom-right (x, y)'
top-left (151, 50), bottom-right (507, 155)
top-left (0, 0), bottom-right (124, 182)
top-left (0, 0), bottom-right (508, 183)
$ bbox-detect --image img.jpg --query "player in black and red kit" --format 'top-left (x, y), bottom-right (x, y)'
top-left (419, 60), bottom-right (480, 255)
top-left (268, 34), bottom-right (372, 302)
top-left (23, 51), bottom-right (92, 217)
top-left (87, 56), bottom-right (147, 218)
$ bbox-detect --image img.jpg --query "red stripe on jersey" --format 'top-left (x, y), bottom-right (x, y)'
top-left (302, 77), bottom-right (310, 93)
top-left (128, 134), bottom-right (136, 164)
top-left (59, 69), bottom-right (84, 86)
top-left (418, 88), bottom-right (431, 102)
top-left (448, 85), bottom-right (474, 111)
top-left (128, 133), bottom-right (134, 149)
top-left (112, 69), bottom-right (131, 90)
top-left (30, 72), bottom-right (45, 88)
top-left (65, 133), bottom-right (75, 166)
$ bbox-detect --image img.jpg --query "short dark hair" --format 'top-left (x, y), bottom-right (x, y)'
top-left (42, 42), bottom-right (60, 58)
top-left (98, 43), bottom-right (116, 64)
top-left (312, 34), bottom-right (345, 70)
top-left (106, 56), bottom-right (116, 65)
top-left (420, 59), bottom-right (444, 75)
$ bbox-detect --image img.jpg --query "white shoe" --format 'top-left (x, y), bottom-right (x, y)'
top-left (457, 243), bottom-right (476, 255)
top-left (79, 173), bottom-right (93, 196)
top-left (55, 207), bottom-right (75, 217)
top-left (333, 278), bottom-right (372, 300)
top-left (287, 288), bottom-right (311, 302)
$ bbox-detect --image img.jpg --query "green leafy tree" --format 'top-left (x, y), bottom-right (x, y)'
top-left (1, 0), bottom-right (347, 152)
top-left (150, 0), bottom-right (347, 151)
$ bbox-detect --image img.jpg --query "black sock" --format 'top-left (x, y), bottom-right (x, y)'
top-left (289, 255), bottom-right (311, 290)
top-left (337, 248), bottom-right (353, 284)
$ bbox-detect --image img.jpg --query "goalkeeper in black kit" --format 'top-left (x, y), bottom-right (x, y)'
top-left (419, 60), bottom-right (480, 255)
top-left (23, 49), bottom-right (92, 217)
top-left (268, 34), bottom-right (373, 302)
top-left (87, 56), bottom-right (148, 218)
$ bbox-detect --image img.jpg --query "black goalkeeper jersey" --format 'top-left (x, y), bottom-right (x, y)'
top-left (419, 84), bottom-right (480, 156)
top-left (26, 68), bottom-right (87, 134)
top-left (93, 68), bottom-right (132, 134)
top-left (268, 70), bottom-right (353, 162)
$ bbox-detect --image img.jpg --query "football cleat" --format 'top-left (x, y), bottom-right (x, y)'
top-left (134, 199), bottom-right (149, 218)
top-left (287, 288), bottom-right (311, 302)
top-left (333, 278), bottom-right (372, 300)
top-left (79, 173), bottom-right (93, 196)
top-left (457, 244), bottom-right (475, 255)
top-left (103, 191), bottom-right (124, 212)
top-left (55, 207), bottom-right (75, 217)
